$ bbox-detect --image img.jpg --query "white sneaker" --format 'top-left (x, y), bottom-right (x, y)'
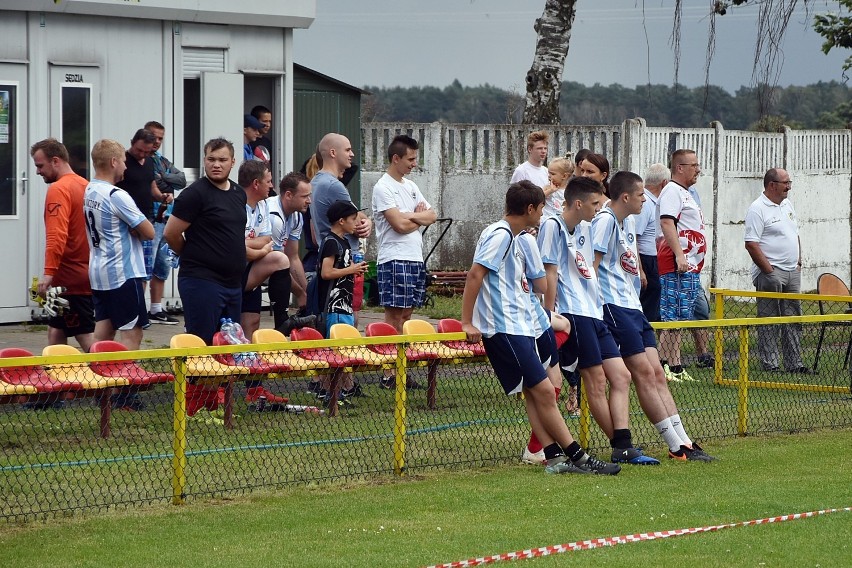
top-left (521, 447), bottom-right (546, 465)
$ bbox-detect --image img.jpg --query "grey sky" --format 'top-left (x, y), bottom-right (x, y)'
top-left (294, 0), bottom-right (849, 93)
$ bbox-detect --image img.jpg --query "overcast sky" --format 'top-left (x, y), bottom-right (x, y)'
top-left (293, 0), bottom-right (849, 93)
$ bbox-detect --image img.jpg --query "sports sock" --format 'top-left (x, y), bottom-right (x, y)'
top-left (564, 441), bottom-right (585, 463)
top-left (669, 413), bottom-right (693, 447)
top-left (610, 428), bottom-right (633, 450)
top-left (268, 268), bottom-right (292, 329)
top-left (150, 303), bottom-right (162, 315)
top-left (527, 432), bottom-right (543, 454)
top-left (543, 443), bottom-right (564, 461)
top-left (654, 417), bottom-right (685, 452)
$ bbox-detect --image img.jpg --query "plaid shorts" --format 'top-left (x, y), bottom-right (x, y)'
top-left (659, 272), bottom-right (701, 322)
top-left (377, 260), bottom-right (427, 309)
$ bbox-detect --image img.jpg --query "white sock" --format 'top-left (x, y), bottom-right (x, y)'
top-left (669, 414), bottom-right (693, 447)
top-left (654, 417), bottom-right (685, 451)
top-left (150, 303), bottom-right (162, 314)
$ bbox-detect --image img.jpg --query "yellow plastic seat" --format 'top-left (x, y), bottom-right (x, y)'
top-left (169, 333), bottom-right (252, 377)
top-left (0, 379), bottom-right (38, 395)
top-left (251, 328), bottom-right (330, 371)
top-left (329, 324), bottom-right (396, 366)
top-left (402, 319), bottom-right (475, 358)
top-left (42, 345), bottom-right (130, 389)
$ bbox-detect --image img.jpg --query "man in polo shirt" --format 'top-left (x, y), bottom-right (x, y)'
top-left (744, 168), bottom-right (811, 374)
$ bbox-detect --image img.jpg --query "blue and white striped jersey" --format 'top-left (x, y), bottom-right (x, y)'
top-left (245, 199), bottom-right (271, 239)
top-left (83, 179), bottom-right (147, 291)
top-left (471, 220), bottom-right (536, 338)
top-left (515, 231), bottom-right (551, 337)
top-left (265, 196), bottom-right (304, 250)
top-left (592, 206), bottom-right (643, 309)
top-left (537, 215), bottom-right (602, 319)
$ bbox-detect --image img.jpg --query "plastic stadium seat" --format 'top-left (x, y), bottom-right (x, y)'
top-left (403, 319), bottom-right (475, 358)
top-left (169, 333), bottom-right (252, 377)
top-left (89, 340), bottom-right (174, 386)
top-left (42, 345), bottom-right (130, 389)
top-left (212, 332), bottom-right (295, 374)
top-left (251, 329), bottom-right (330, 371)
top-left (364, 322), bottom-right (440, 362)
top-left (0, 348), bottom-right (83, 394)
top-left (437, 318), bottom-right (487, 356)
top-left (328, 323), bottom-right (395, 366)
top-left (290, 327), bottom-right (367, 367)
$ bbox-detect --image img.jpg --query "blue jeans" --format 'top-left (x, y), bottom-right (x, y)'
top-left (151, 220), bottom-right (171, 281)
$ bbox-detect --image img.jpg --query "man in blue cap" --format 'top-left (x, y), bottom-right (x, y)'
top-left (243, 114), bottom-right (264, 162)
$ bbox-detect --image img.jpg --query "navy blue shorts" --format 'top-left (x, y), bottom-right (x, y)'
top-left (241, 261), bottom-right (263, 314)
top-left (482, 333), bottom-right (548, 395)
top-left (535, 328), bottom-right (559, 369)
top-left (603, 304), bottom-right (657, 358)
top-left (179, 276), bottom-right (242, 345)
top-left (93, 278), bottom-right (149, 331)
top-left (560, 313), bottom-right (621, 370)
top-left (377, 260), bottom-right (427, 309)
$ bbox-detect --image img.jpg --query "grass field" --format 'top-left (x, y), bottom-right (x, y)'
top-left (1, 429), bottom-right (850, 567)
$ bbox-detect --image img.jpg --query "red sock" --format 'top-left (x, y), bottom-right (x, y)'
top-left (527, 386), bottom-right (565, 454)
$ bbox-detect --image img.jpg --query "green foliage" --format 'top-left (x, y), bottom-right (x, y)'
top-left (363, 80), bottom-right (852, 130)
top-left (814, 0), bottom-right (852, 75)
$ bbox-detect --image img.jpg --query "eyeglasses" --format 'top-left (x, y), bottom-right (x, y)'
top-left (677, 163), bottom-right (700, 169)
top-left (772, 180), bottom-right (792, 186)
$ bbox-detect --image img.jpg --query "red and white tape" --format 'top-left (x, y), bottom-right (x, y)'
top-left (425, 506), bottom-right (851, 568)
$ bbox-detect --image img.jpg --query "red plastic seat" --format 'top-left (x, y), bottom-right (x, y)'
top-left (89, 341), bottom-right (174, 386)
top-left (290, 327), bottom-right (367, 367)
top-left (364, 322), bottom-right (440, 361)
top-left (211, 333), bottom-right (295, 373)
top-left (437, 319), bottom-right (487, 356)
top-left (0, 347), bottom-right (84, 393)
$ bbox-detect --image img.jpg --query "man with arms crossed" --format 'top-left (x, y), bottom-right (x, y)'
top-left (592, 171), bottom-right (714, 461)
top-left (83, 139), bottom-right (154, 349)
top-left (462, 181), bottom-right (619, 475)
top-left (31, 138), bottom-right (95, 351)
top-left (634, 163), bottom-right (669, 323)
top-left (371, 134), bottom-right (436, 332)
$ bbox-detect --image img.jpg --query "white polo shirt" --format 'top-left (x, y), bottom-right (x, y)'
top-left (744, 193), bottom-right (800, 280)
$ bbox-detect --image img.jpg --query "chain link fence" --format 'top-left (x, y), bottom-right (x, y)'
top-left (2, 316), bottom-right (851, 522)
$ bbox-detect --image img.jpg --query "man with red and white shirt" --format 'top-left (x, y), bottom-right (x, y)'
top-left (744, 168), bottom-right (810, 374)
top-left (656, 149), bottom-right (706, 382)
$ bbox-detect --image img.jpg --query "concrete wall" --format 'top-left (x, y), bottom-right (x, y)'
top-left (360, 121), bottom-right (852, 290)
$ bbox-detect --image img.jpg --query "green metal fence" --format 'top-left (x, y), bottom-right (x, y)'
top-left (1, 316), bottom-right (851, 522)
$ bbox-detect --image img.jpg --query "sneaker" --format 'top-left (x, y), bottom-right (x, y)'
top-left (245, 386), bottom-right (288, 404)
top-left (663, 364), bottom-right (680, 382)
top-left (209, 407), bottom-right (239, 420)
top-left (668, 444), bottom-right (715, 462)
top-left (573, 454), bottom-right (621, 475)
top-left (216, 387), bottom-right (226, 408)
top-left (277, 314), bottom-right (318, 336)
top-left (406, 378), bottom-right (423, 390)
top-left (341, 382), bottom-right (365, 398)
top-left (521, 447), bottom-right (546, 465)
top-left (696, 354), bottom-right (714, 368)
top-left (544, 456), bottom-right (590, 474)
top-left (188, 408), bottom-right (224, 426)
top-left (667, 366), bottom-right (696, 383)
top-left (148, 311), bottom-right (179, 325)
top-left (111, 392), bottom-right (144, 411)
top-left (380, 376), bottom-right (395, 390)
top-left (306, 381), bottom-right (320, 394)
top-left (611, 447), bottom-right (660, 465)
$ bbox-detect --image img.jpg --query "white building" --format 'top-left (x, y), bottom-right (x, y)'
top-left (0, 0), bottom-right (316, 323)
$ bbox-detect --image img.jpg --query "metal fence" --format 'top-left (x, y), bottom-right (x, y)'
top-left (2, 318), bottom-right (851, 522)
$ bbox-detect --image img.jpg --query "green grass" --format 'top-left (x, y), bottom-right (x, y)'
top-left (1, 429), bottom-right (850, 567)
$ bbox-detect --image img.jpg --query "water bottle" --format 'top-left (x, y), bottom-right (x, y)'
top-left (352, 251), bottom-right (364, 264)
top-left (220, 318), bottom-right (258, 365)
top-left (284, 404), bottom-right (324, 415)
top-left (161, 242), bottom-right (180, 268)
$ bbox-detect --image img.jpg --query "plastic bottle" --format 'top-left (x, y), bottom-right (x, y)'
top-left (284, 404), bottom-right (325, 415)
top-left (219, 318), bottom-right (258, 365)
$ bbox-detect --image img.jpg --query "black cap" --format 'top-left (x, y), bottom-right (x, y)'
top-left (326, 200), bottom-right (360, 223)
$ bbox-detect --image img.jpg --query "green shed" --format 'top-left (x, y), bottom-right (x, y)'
top-left (293, 63), bottom-right (368, 202)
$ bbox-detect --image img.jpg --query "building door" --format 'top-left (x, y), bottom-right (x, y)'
top-left (49, 65), bottom-right (100, 180)
top-left (0, 63), bottom-right (28, 315)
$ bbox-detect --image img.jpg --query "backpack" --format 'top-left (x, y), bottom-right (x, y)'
top-left (304, 235), bottom-right (345, 327)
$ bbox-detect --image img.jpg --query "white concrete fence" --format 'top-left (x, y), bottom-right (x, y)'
top-left (360, 120), bottom-right (852, 291)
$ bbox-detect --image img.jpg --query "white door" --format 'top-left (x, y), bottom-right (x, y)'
top-left (0, 63), bottom-right (29, 316)
top-left (201, 72), bottom-right (243, 172)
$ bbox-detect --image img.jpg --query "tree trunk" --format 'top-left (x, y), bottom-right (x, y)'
top-left (522, 0), bottom-right (578, 125)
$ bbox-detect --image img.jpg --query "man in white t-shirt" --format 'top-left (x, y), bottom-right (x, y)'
top-left (744, 168), bottom-right (810, 374)
top-left (634, 163), bottom-right (669, 322)
top-left (371, 134), bottom-right (436, 333)
top-left (510, 130), bottom-right (549, 188)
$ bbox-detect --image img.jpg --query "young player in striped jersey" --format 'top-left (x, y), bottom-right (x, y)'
top-left (83, 139), bottom-right (154, 350)
top-left (538, 176), bottom-right (658, 465)
top-left (462, 181), bottom-right (619, 475)
top-left (591, 170), bottom-right (715, 462)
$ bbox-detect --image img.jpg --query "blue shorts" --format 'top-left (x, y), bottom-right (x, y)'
top-left (151, 221), bottom-right (172, 282)
top-left (659, 272), bottom-right (701, 322)
top-left (141, 239), bottom-right (154, 281)
top-left (179, 276), bottom-right (242, 345)
top-left (92, 278), bottom-right (149, 331)
top-left (535, 328), bottom-right (559, 369)
top-left (603, 304), bottom-right (657, 358)
top-left (482, 333), bottom-right (548, 395)
top-left (325, 312), bottom-right (355, 338)
top-left (560, 313), bottom-right (621, 370)
top-left (241, 261), bottom-right (263, 314)
top-left (693, 288), bottom-right (710, 321)
top-left (377, 260), bottom-right (427, 309)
